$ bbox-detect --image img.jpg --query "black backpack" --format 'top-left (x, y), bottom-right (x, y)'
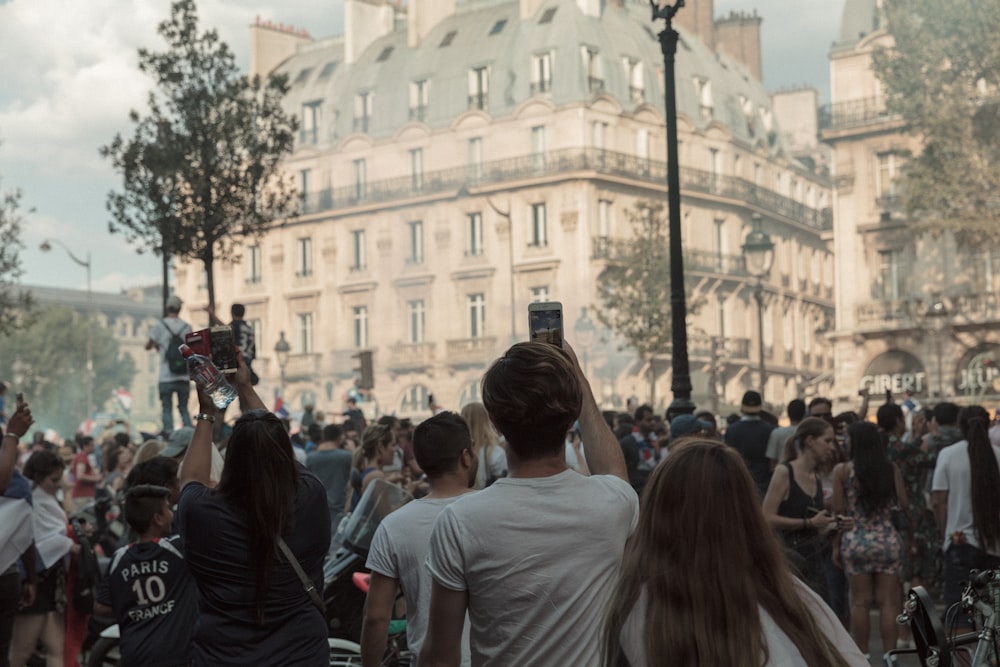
top-left (162, 319), bottom-right (187, 374)
top-left (70, 518), bottom-right (100, 615)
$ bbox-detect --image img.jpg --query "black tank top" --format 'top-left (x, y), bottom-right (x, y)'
top-left (777, 462), bottom-right (823, 524)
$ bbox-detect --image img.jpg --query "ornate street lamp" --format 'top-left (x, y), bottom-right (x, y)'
top-left (925, 297), bottom-right (950, 398)
top-left (40, 238), bottom-right (94, 420)
top-left (651, 0), bottom-right (694, 419)
top-left (274, 331), bottom-right (291, 397)
top-left (743, 214), bottom-right (775, 395)
top-left (573, 307), bottom-right (597, 375)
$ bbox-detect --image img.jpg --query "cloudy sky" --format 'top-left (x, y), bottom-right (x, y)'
top-left (0, 0), bottom-right (844, 293)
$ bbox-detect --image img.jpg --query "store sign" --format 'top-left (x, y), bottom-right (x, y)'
top-left (860, 350), bottom-right (927, 394)
top-left (955, 344), bottom-right (1000, 396)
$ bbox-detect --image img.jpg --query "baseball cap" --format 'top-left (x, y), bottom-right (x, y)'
top-left (669, 414), bottom-right (713, 439)
top-left (161, 426), bottom-right (194, 458)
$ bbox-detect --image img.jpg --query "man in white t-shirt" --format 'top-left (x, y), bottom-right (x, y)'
top-left (361, 412), bottom-right (477, 666)
top-left (420, 342), bottom-right (638, 667)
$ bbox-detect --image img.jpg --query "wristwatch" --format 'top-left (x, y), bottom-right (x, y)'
top-left (195, 413), bottom-right (216, 423)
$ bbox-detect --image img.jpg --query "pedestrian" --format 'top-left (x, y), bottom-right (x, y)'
top-left (762, 417), bottom-right (840, 600)
top-left (832, 421), bottom-right (907, 657)
top-left (459, 402), bottom-right (506, 488)
top-left (349, 424), bottom-right (399, 510)
top-left (306, 424), bottom-right (354, 531)
top-left (931, 404), bottom-right (1000, 633)
top-left (767, 399), bottom-right (806, 470)
top-left (725, 390), bottom-right (776, 496)
top-left (602, 439), bottom-right (866, 667)
top-left (619, 404), bottom-right (659, 495)
top-left (420, 342), bottom-right (637, 667)
top-left (361, 412), bottom-right (477, 666)
top-left (176, 353), bottom-right (330, 665)
top-left (145, 295), bottom-right (193, 435)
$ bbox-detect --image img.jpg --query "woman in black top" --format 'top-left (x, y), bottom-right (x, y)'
top-left (763, 417), bottom-right (840, 599)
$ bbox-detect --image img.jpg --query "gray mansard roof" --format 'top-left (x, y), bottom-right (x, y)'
top-left (277, 0), bottom-right (784, 150)
top-left (832, 0), bottom-right (883, 52)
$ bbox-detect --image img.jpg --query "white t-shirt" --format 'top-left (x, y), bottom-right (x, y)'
top-left (426, 470), bottom-right (639, 667)
top-left (932, 439), bottom-right (1000, 553)
top-left (148, 316), bottom-right (193, 382)
top-left (621, 578), bottom-right (868, 666)
top-left (366, 496), bottom-right (472, 667)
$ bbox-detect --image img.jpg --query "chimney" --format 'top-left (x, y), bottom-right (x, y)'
top-left (672, 0), bottom-right (715, 51)
top-left (346, 0), bottom-right (397, 64)
top-left (249, 17), bottom-right (312, 78)
top-left (409, 0), bottom-right (457, 49)
top-left (715, 11), bottom-right (763, 82)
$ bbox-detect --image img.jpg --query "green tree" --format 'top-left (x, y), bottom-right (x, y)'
top-left (0, 150), bottom-right (33, 334)
top-left (595, 201), bottom-right (703, 405)
top-left (873, 1), bottom-right (1000, 240)
top-left (101, 0), bottom-right (298, 313)
top-left (0, 306), bottom-right (136, 436)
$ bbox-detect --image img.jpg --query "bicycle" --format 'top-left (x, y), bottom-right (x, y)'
top-left (888, 569), bottom-right (999, 666)
top-left (327, 572), bottom-right (412, 667)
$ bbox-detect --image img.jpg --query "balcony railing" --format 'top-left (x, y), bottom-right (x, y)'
top-left (855, 299), bottom-right (919, 328)
top-left (445, 336), bottom-right (498, 367)
top-left (388, 342), bottom-right (436, 370)
top-left (409, 106), bottom-right (428, 122)
top-left (468, 93), bottom-right (487, 111)
top-left (819, 97), bottom-right (900, 131)
top-left (352, 117), bottom-right (370, 134)
top-left (299, 147), bottom-right (833, 231)
top-left (953, 293), bottom-right (1000, 323)
top-left (593, 239), bottom-right (749, 277)
top-left (688, 335), bottom-right (751, 362)
top-left (529, 80), bottom-right (552, 95)
top-left (588, 77), bottom-right (605, 94)
top-left (284, 352), bottom-right (323, 379)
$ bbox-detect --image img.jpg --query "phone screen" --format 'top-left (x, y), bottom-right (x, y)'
top-left (210, 326), bottom-right (238, 374)
top-left (529, 305), bottom-right (564, 347)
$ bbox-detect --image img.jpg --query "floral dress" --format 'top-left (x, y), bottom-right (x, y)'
top-left (888, 436), bottom-right (941, 582)
top-left (839, 468), bottom-right (901, 577)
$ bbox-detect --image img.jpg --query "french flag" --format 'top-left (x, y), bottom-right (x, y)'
top-left (274, 397), bottom-right (289, 420)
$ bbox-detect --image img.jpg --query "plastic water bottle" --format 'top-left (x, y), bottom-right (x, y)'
top-left (179, 344), bottom-right (237, 410)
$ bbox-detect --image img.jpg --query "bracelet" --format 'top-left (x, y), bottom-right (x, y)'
top-left (2, 433), bottom-right (18, 441)
top-left (802, 517), bottom-right (809, 530)
top-left (195, 413), bottom-right (215, 423)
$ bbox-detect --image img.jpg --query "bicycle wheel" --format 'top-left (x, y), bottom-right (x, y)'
top-left (329, 638), bottom-right (362, 666)
top-left (905, 586), bottom-right (951, 667)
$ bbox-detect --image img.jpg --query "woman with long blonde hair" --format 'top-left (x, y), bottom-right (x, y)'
top-left (602, 440), bottom-right (865, 666)
top-left (460, 402), bottom-right (507, 488)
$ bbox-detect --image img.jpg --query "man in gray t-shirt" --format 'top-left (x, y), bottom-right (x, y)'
top-left (361, 412), bottom-right (477, 666)
top-left (306, 424), bottom-right (353, 527)
top-left (146, 295), bottom-right (192, 435)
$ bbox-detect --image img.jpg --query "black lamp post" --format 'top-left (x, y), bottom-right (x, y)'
top-left (651, 0), bottom-right (694, 419)
top-left (925, 298), bottom-right (949, 398)
top-left (743, 214), bottom-right (775, 396)
top-left (573, 307), bottom-right (597, 376)
top-left (274, 331), bottom-right (291, 397)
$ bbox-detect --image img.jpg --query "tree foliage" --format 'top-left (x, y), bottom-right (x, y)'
top-left (101, 0), bottom-right (298, 310)
top-left (873, 0), bottom-right (1000, 241)
top-left (0, 306), bottom-right (136, 436)
top-left (0, 153), bottom-right (33, 334)
top-left (595, 201), bottom-right (703, 364)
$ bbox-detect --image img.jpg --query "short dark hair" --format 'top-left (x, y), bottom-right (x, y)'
top-left (807, 397), bottom-right (832, 413)
top-left (634, 404), bottom-right (654, 422)
top-left (933, 402), bottom-right (960, 426)
top-left (125, 485), bottom-right (172, 535)
top-left (482, 343), bottom-right (582, 459)
top-left (231, 303), bottom-right (246, 318)
top-left (23, 450), bottom-right (65, 485)
top-left (877, 403), bottom-right (904, 432)
top-left (322, 424), bottom-right (343, 442)
top-left (307, 423), bottom-right (322, 441)
top-left (125, 456), bottom-right (180, 490)
top-left (413, 412), bottom-right (472, 479)
top-left (787, 399), bottom-right (807, 422)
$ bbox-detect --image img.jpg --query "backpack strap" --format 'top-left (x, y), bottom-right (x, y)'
top-left (276, 536), bottom-right (325, 613)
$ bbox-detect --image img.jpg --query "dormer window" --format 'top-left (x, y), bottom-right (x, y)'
top-left (531, 52), bottom-right (553, 94)
top-left (468, 66), bottom-right (489, 110)
top-left (624, 58), bottom-right (644, 103)
top-left (354, 91), bottom-right (373, 133)
top-left (409, 79), bottom-right (430, 121)
top-left (582, 47), bottom-right (603, 93)
top-left (693, 77), bottom-right (713, 120)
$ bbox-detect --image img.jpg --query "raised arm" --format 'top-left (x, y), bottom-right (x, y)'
top-left (232, 350), bottom-right (266, 412)
top-left (1, 402), bottom-right (33, 492)
top-left (563, 341), bottom-right (627, 481)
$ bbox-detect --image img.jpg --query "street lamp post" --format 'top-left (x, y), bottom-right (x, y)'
top-left (742, 214), bottom-right (775, 396)
top-left (274, 331), bottom-right (291, 397)
top-left (651, 0), bottom-right (694, 419)
top-left (573, 307), bottom-right (597, 376)
top-left (40, 239), bottom-right (94, 420)
top-left (925, 298), bottom-right (949, 398)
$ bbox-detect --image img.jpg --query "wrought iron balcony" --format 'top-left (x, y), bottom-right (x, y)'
top-left (819, 97), bottom-right (900, 131)
top-left (593, 239), bottom-right (749, 278)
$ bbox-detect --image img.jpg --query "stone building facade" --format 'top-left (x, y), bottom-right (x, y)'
top-left (175, 0), bottom-right (835, 419)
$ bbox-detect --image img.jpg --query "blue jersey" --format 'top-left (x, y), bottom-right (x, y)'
top-left (96, 535), bottom-right (197, 667)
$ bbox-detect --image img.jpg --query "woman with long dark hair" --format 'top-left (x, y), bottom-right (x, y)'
top-left (932, 404), bottom-right (1000, 632)
top-left (602, 440), bottom-right (866, 666)
top-left (832, 421), bottom-right (906, 655)
top-left (762, 417), bottom-right (840, 599)
top-left (178, 354), bottom-right (330, 665)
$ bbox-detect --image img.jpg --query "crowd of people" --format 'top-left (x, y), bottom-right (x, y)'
top-left (4, 303), bottom-right (1000, 666)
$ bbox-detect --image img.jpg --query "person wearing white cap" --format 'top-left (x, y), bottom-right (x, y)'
top-left (145, 295), bottom-right (193, 435)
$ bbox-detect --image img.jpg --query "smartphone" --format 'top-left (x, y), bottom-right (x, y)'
top-left (16, 392), bottom-right (24, 409)
top-left (209, 326), bottom-right (238, 374)
top-left (528, 301), bottom-right (564, 347)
